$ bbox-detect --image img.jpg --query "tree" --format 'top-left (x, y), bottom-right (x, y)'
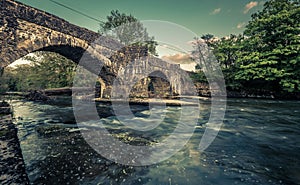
top-left (210, 34), bottom-right (244, 90)
top-left (235, 0), bottom-right (300, 92)
top-left (201, 34), bottom-right (215, 48)
top-left (213, 34), bottom-right (242, 69)
top-left (190, 37), bottom-right (225, 84)
top-left (100, 10), bottom-right (158, 55)
top-left (190, 0), bottom-right (300, 94)
top-left (24, 52), bottom-right (77, 89)
top-left (201, 34), bottom-right (214, 42)
top-left (1, 52), bottom-right (77, 92)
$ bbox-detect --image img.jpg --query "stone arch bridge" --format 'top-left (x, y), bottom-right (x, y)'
top-left (0, 0), bottom-right (195, 98)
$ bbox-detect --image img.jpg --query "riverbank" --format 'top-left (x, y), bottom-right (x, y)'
top-left (0, 103), bottom-right (29, 184)
top-left (44, 86), bottom-right (300, 100)
top-left (3, 85), bottom-right (300, 102)
top-left (195, 82), bottom-right (300, 100)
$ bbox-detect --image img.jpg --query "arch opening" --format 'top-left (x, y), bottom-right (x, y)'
top-left (0, 43), bottom-right (114, 98)
top-left (1, 51), bottom-right (78, 94)
top-left (95, 77), bottom-right (108, 99)
top-left (129, 70), bottom-right (174, 99)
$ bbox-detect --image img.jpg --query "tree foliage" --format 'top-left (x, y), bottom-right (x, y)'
top-left (192, 0), bottom-right (300, 93)
top-left (1, 52), bottom-right (77, 92)
top-left (100, 10), bottom-right (158, 55)
top-left (236, 0), bottom-right (300, 92)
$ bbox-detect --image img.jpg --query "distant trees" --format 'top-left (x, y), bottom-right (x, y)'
top-left (99, 10), bottom-right (158, 55)
top-left (192, 0), bottom-right (300, 93)
top-left (1, 52), bottom-right (77, 92)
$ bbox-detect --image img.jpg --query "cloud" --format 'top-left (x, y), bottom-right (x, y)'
top-left (162, 53), bottom-right (193, 64)
top-left (244, 1), bottom-right (258, 14)
top-left (237, 22), bottom-right (246, 29)
top-left (210, 8), bottom-right (221, 15)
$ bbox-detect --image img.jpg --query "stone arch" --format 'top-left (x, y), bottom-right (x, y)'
top-left (0, 16), bottom-right (117, 89)
top-left (148, 70), bottom-right (174, 98)
top-left (128, 70), bottom-right (174, 98)
top-left (1, 9), bottom-right (118, 86)
top-left (1, 17), bottom-right (90, 68)
top-left (3, 42), bottom-right (114, 91)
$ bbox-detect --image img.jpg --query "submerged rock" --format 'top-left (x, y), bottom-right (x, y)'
top-left (0, 101), bottom-right (11, 115)
top-left (25, 90), bottom-right (50, 102)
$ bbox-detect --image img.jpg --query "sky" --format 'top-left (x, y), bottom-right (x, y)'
top-left (14, 0), bottom-right (266, 71)
top-left (17, 0), bottom-right (265, 37)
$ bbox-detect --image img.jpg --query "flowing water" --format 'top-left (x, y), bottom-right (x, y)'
top-left (6, 96), bottom-right (300, 185)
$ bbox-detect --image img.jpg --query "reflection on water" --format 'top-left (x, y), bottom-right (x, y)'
top-left (8, 97), bottom-right (300, 185)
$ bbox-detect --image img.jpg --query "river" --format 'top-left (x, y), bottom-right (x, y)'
top-left (5, 96), bottom-right (300, 185)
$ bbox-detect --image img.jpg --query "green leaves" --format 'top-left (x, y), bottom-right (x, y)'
top-left (236, 0), bottom-right (300, 92)
top-left (100, 10), bottom-right (158, 55)
top-left (2, 52), bottom-right (77, 92)
top-left (192, 0), bottom-right (300, 94)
